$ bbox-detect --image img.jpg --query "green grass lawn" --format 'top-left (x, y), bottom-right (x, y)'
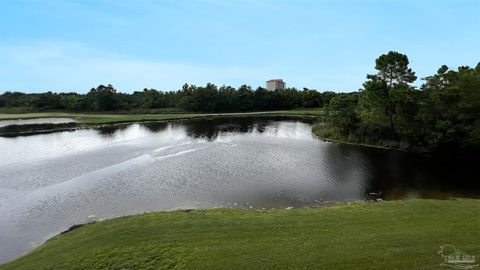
top-left (2, 199), bottom-right (478, 270)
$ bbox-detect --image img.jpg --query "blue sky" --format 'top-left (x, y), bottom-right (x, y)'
top-left (0, 0), bottom-right (479, 93)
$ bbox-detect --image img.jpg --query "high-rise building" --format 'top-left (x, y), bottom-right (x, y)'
top-left (266, 79), bottom-right (285, 91)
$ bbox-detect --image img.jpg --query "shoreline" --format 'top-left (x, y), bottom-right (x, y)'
top-left (312, 134), bottom-right (431, 153)
top-left (0, 109), bottom-right (325, 121)
top-left (0, 110), bottom-right (323, 136)
top-left (1, 111), bottom-right (429, 153)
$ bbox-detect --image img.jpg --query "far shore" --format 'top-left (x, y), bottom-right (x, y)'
top-left (0, 109), bottom-right (428, 152)
top-left (0, 110), bottom-right (324, 136)
top-left (0, 109), bottom-right (324, 123)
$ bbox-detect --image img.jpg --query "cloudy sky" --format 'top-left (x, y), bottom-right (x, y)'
top-left (0, 0), bottom-right (479, 93)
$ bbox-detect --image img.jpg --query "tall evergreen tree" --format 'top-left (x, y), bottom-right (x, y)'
top-left (359, 51), bottom-right (417, 131)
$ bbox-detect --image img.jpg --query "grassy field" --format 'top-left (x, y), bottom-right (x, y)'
top-left (2, 199), bottom-right (478, 270)
top-left (0, 109), bottom-right (326, 125)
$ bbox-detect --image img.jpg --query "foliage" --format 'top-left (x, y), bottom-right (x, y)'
top-left (0, 84), bottom-right (327, 113)
top-left (418, 63), bottom-right (480, 149)
top-left (87, 84), bottom-right (122, 111)
top-left (326, 92), bottom-right (360, 132)
top-left (316, 51), bottom-right (480, 151)
top-left (359, 51), bottom-right (417, 132)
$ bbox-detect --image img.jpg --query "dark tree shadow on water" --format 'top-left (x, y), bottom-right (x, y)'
top-left (94, 124), bottom-right (129, 138)
top-left (179, 116), bottom-right (307, 141)
top-left (141, 122), bottom-right (169, 133)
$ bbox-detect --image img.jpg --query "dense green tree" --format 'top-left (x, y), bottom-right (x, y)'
top-left (419, 63), bottom-right (480, 149)
top-left (141, 89), bottom-right (174, 109)
top-left (235, 85), bottom-right (255, 112)
top-left (321, 52), bottom-right (479, 151)
top-left (33, 92), bottom-right (62, 109)
top-left (300, 88), bottom-right (322, 108)
top-left (218, 85), bottom-right (236, 112)
top-left (0, 92), bottom-right (32, 107)
top-left (327, 93), bottom-right (359, 132)
top-left (193, 83), bottom-right (220, 112)
top-left (61, 94), bottom-right (88, 111)
top-left (0, 83), bottom-right (331, 113)
top-left (87, 84), bottom-right (122, 111)
top-left (359, 51), bottom-right (417, 132)
top-left (320, 91), bottom-right (336, 107)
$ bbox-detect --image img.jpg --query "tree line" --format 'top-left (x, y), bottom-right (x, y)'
top-left (1, 51), bottom-right (479, 151)
top-left (320, 51), bottom-right (480, 151)
top-left (0, 84), bottom-right (335, 112)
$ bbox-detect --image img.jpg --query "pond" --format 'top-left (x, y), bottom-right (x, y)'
top-left (0, 117), bottom-right (478, 263)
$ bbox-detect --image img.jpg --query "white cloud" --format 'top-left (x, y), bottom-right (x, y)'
top-left (0, 41), bottom-right (274, 93)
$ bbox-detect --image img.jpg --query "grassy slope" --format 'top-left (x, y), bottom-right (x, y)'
top-left (0, 109), bottom-right (325, 125)
top-left (2, 199), bottom-right (479, 270)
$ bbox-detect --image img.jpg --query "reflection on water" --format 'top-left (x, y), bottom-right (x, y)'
top-left (0, 117), bottom-right (76, 128)
top-left (0, 117), bottom-right (478, 263)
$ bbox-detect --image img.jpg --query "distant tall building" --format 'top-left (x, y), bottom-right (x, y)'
top-left (266, 79), bottom-right (285, 91)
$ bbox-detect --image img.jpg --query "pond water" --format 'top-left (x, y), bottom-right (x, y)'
top-left (0, 117), bottom-right (76, 128)
top-left (0, 117), bottom-right (478, 263)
